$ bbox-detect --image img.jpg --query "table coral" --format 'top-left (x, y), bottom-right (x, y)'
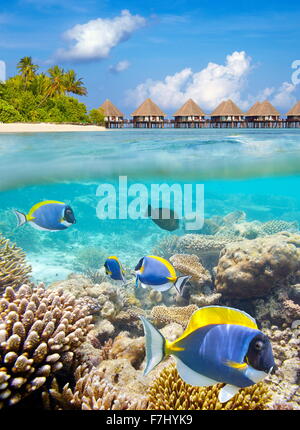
top-left (216, 232), bottom-right (300, 299)
top-left (0, 284), bottom-right (93, 408)
top-left (0, 234), bottom-right (31, 294)
top-left (176, 234), bottom-right (241, 269)
top-left (150, 304), bottom-right (198, 328)
top-left (170, 254), bottom-right (212, 289)
top-left (147, 363), bottom-right (271, 410)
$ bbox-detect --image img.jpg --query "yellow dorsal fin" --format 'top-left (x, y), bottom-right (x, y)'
top-left (172, 306), bottom-right (258, 346)
top-left (148, 255), bottom-right (176, 278)
top-left (28, 200), bottom-right (65, 217)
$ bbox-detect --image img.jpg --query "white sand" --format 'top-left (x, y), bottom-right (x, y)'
top-left (0, 122), bottom-right (107, 133)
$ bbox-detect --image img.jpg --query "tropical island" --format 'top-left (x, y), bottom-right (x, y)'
top-left (0, 56), bottom-right (105, 129)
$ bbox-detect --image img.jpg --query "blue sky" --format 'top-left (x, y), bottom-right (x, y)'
top-left (1, 0), bottom-right (300, 115)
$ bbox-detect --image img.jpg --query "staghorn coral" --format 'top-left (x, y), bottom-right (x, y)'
top-left (0, 284), bottom-right (93, 408)
top-left (150, 304), bottom-right (198, 328)
top-left (216, 232), bottom-right (300, 299)
top-left (48, 363), bottom-right (148, 410)
top-left (0, 234), bottom-right (31, 294)
top-left (169, 254), bottom-right (212, 289)
top-left (147, 363), bottom-right (271, 410)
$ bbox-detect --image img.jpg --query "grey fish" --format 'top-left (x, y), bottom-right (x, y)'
top-left (146, 205), bottom-right (180, 232)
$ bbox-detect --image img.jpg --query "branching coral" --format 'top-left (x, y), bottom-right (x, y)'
top-left (48, 364), bottom-right (148, 410)
top-left (0, 284), bottom-right (93, 408)
top-left (147, 363), bottom-right (271, 410)
top-left (0, 234), bottom-right (31, 294)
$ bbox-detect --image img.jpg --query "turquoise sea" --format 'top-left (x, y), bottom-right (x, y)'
top-left (1, 128), bottom-right (300, 283)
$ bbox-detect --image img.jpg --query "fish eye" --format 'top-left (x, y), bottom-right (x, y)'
top-left (255, 340), bottom-right (264, 351)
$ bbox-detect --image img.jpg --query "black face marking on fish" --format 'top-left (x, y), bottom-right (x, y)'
top-left (245, 333), bottom-right (275, 373)
top-left (64, 206), bottom-right (76, 224)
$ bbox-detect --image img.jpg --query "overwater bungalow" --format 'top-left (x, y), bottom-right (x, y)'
top-left (131, 98), bottom-right (166, 128)
top-left (286, 101), bottom-right (300, 128)
top-left (210, 99), bottom-right (244, 128)
top-left (245, 100), bottom-right (281, 128)
top-left (173, 99), bottom-right (206, 128)
top-left (99, 99), bottom-right (124, 128)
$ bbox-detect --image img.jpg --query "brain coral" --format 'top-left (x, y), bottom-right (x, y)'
top-left (0, 284), bottom-right (93, 408)
top-left (147, 363), bottom-right (271, 410)
top-left (215, 232), bottom-right (300, 298)
top-left (0, 234), bottom-right (31, 294)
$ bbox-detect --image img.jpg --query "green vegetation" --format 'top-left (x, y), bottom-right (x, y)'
top-left (0, 56), bottom-right (102, 124)
top-left (89, 107), bottom-right (106, 126)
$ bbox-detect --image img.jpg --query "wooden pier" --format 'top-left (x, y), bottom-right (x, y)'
top-left (99, 98), bottom-right (300, 129)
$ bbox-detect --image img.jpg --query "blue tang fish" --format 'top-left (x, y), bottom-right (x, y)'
top-left (14, 201), bottom-right (76, 232)
top-left (135, 255), bottom-right (191, 296)
top-left (104, 256), bottom-right (125, 284)
top-left (140, 306), bottom-right (276, 403)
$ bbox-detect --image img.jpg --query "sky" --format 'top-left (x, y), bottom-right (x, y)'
top-left (0, 0), bottom-right (300, 115)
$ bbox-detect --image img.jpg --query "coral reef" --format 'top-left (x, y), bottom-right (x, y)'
top-left (262, 324), bottom-right (300, 409)
top-left (169, 254), bottom-right (212, 289)
top-left (216, 232), bottom-right (300, 298)
top-left (150, 304), bottom-right (198, 328)
top-left (48, 364), bottom-right (148, 410)
top-left (254, 287), bottom-right (300, 326)
top-left (151, 235), bottom-right (179, 260)
top-left (0, 234), bottom-right (31, 294)
top-left (147, 363), bottom-right (271, 410)
top-left (176, 234), bottom-right (241, 269)
top-left (0, 284), bottom-right (93, 407)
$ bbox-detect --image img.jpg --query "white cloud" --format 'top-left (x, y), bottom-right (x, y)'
top-left (125, 51), bottom-right (252, 112)
top-left (109, 60), bottom-right (130, 74)
top-left (56, 10), bottom-right (146, 62)
top-left (270, 82), bottom-right (297, 110)
top-left (0, 60), bottom-right (6, 82)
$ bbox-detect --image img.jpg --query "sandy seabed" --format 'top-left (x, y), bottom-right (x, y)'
top-left (0, 122), bottom-right (107, 133)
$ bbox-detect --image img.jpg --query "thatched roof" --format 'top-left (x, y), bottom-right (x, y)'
top-left (100, 99), bottom-right (124, 117)
top-left (173, 99), bottom-right (206, 117)
top-left (246, 100), bottom-right (280, 117)
top-left (210, 99), bottom-right (244, 116)
top-left (131, 98), bottom-right (166, 117)
top-left (286, 101), bottom-right (300, 116)
top-left (245, 101), bottom-right (261, 116)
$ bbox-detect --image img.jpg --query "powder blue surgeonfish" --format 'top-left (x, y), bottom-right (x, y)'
top-left (104, 256), bottom-right (126, 284)
top-left (14, 201), bottom-right (76, 232)
top-left (135, 255), bottom-right (191, 296)
top-left (140, 305), bottom-right (276, 403)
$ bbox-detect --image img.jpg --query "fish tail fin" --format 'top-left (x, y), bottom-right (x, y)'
top-left (174, 275), bottom-right (192, 296)
top-left (14, 210), bottom-right (27, 227)
top-left (140, 316), bottom-right (166, 375)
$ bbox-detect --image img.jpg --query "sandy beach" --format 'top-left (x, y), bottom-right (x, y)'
top-left (0, 122), bottom-right (107, 133)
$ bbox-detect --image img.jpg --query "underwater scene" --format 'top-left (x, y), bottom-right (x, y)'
top-left (0, 128), bottom-right (300, 410)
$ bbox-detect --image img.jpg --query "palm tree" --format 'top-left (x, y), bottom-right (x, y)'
top-left (64, 70), bottom-right (87, 96)
top-left (46, 65), bottom-right (66, 98)
top-left (31, 73), bottom-right (51, 96)
top-left (17, 56), bottom-right (39, 88)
